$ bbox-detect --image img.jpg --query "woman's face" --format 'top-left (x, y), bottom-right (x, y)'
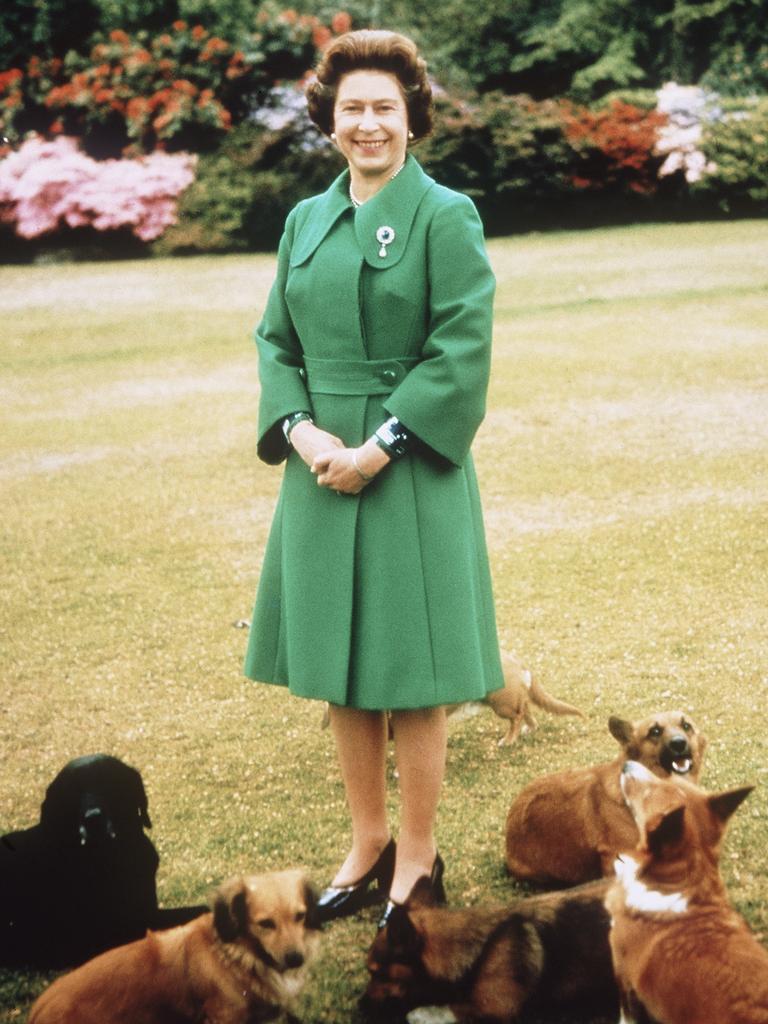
top-left (332, 69), bottom-right (409, 186)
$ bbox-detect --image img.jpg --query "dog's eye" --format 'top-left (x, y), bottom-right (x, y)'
top-left (294, 911), bottom-right (305, 923)
top-left (681, 720), bottom-right (693, 732)
top-left (648, 725), bottom-right (662, 739)
top-left (258, 918), bottom-right (277, 930)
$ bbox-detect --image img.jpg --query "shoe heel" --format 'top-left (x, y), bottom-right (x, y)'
top-left (374, 839), bottom-right (396, 892)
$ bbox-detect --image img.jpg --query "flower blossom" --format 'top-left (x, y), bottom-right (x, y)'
top-left (0, 135), bottom-right (196, 241)
top-left (655, 82), bottom-right (720, 183)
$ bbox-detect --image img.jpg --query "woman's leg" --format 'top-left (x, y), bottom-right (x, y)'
top-left (327, 705), bottom-right (391, 885)
top-left (388, 705), bottom-right (447, 904)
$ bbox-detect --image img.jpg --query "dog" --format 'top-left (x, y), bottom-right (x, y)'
top-left (361, 876), bottom-right (617, 1023)
top-left (0, 753), bottom-right (204, 968)
top-left (504, 711), bottom-right (706, 886)
top-left (27, 869), bottom-right (321, 1024)
top-left (607, 761), bottom-right (767, 1023)
top-left (446, 651), bottom-right (584, 746)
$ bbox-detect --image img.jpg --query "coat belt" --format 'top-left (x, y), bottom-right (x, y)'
top-left (301, 356), bottom-right (420, 396)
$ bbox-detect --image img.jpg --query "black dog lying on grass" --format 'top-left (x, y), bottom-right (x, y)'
top-left (0, 753), bottom-right (205, 968)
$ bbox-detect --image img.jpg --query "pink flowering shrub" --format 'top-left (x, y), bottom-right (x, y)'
top-left (0, 135), bottom-right (196, 240)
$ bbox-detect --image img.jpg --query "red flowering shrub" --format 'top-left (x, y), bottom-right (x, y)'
top-left (22, 23), bottom-right (254, 156)
top-left (248, 4), bottom-right (337, 79)
top-left (0, 8), bottom-right (353, 158)
top-left (562, 100), bottom-right (668, 195)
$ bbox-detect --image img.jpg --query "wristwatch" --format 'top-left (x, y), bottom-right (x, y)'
top-left (374, 416), bottom-right (412, 460)
top-left (283, 411), bottom-right (313, 445)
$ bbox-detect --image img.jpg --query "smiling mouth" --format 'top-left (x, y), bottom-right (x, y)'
top-left (354, 139), bottom-right (387, 149)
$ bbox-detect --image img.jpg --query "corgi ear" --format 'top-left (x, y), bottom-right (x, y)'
top-left (647, 804), bottom-right (686, 856)
top-left (385, 905), bottom-right (422, 955)
top-left (407, 876), bottom-right (439, 909)
top-left (708, 786), bottom-right (754, 825)
top-left (609, 716), bottom-right (633, 745)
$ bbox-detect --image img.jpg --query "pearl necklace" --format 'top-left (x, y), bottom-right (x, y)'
top-left (349, 160), bottom-right (406, 208)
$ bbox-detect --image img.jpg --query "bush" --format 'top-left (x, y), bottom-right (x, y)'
top-left (415, 90), bottom-right (493, 201)
top-left (692, 97), bottom-right (768, 211)
top-left (418, 91), bottom-right (674, 222)
top-left (153, 88), bottom-right (343, 253)
top-left (562, 99), bottom-right (668, 195)
top-left (655, 82), bottom-right (720, 184)
top-left (0, 134), bottom-right (195, 241)
top-left (1, 25), bottom-right (253, 158)
top-left (0, 8), bottom-right (348, 158)
top-left (482, 92), bottom-right (574, 203)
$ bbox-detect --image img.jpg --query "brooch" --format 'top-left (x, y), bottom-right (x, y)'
top-left (376, 225), bottom-right (395, 258)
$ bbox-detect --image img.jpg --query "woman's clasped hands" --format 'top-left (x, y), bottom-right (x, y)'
top-left (290, 419), bottom-right (390, 495)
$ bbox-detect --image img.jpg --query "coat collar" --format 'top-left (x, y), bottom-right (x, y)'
top-left (289, 155), bottom-right (435, 269)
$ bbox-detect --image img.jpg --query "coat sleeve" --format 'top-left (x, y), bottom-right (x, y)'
top-left (383, 191), bottom-right (495, 468)
top-left (255, 205), bottom-right (313, 465)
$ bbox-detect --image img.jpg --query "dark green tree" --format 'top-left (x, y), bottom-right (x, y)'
top-left (1, 0), bottom-right (100, 67)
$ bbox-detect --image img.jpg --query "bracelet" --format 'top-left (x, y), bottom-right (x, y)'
top-left (351, 450), bottom-right (375, 482)
top-left (282, 411), bottom-right (313, 445)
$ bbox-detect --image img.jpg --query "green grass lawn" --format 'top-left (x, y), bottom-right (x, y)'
top-left (1, 219), bottom-right (767, 1022)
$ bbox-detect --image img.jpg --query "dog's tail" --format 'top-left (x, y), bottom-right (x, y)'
top-left (527, 673), bottom-right (584, 718)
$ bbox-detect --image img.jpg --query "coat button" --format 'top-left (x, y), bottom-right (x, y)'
top-left (299, 368), bottom-right (307, 380)
top-left (381, 368), bottom-right (397, 384)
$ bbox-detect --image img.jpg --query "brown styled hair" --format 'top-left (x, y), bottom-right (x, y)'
top-left (306, 30), bottom-right (433, 141)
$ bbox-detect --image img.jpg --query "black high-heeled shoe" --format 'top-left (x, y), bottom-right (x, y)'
top-left (316, 839), bottom-right (396, 923)
top-left (377, 852), bottom-right (446, 930)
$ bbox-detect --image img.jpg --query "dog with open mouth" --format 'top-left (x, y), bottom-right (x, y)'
top-left (27, 869), bottom-right (321, 1024)
top-left (607, 760), bottom-right (767, 1024)
top-left (504, 711), bottom-right (706, 886)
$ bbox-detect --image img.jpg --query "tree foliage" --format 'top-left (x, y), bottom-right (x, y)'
top-left (3, 0), bottom-right (768, 100)
top-left (0, 0), bottom-right (101, 69)
top-left (388, 0), bottom-right (768, 99)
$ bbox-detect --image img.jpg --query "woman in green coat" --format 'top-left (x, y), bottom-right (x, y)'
top-left (244, 29), bottom-right (504, 925)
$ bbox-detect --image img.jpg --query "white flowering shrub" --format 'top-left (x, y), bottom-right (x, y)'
top-left (654, 82), bottom-right (720, 183)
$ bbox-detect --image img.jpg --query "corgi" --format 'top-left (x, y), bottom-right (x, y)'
top-left (446, 651), bottom-right (583, 746)
top-left (505, 711), bottom-right (706, 885)
top-left (607, 761), bottom-right (768, 1023)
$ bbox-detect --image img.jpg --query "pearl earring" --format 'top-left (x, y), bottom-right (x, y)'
top-left (408, 130), bottom-right (414, 140)
top-left (330, 132), bottom-right (337, 141)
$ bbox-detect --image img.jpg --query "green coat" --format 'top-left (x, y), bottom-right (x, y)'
top-left (244, 155), bottom-right (504, 709)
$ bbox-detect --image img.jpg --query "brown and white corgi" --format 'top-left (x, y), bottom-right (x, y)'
top-left (606, 760), bottom-right (768, 1024)
top-left (505, 711), bottom-right (707, 886)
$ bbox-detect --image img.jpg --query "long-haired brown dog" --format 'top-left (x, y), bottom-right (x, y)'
top-left (505, 710), bottom-right (706, 885)
top-left (607, 761), bottom-right (767, 1024)
top-left (361, 877), bottom-right (617, 1023)
top-left (28, 869), bottom-right (321, 1024)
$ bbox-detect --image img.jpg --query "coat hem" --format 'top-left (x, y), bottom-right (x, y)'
top-left (243, 672), bottom-right (503, 712)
